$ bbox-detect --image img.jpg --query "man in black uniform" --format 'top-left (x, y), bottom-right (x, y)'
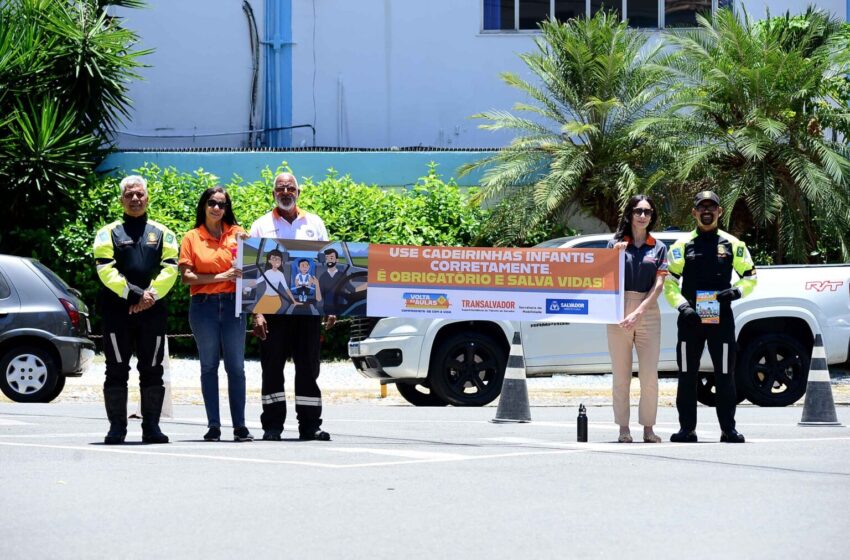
top-left (93, 175), bottom-right (179, 444)
top-left (664, 191), bottom-right (757, 443)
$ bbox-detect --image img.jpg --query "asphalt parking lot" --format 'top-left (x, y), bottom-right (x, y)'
top-left (1, 399), bottom-right (849, 559)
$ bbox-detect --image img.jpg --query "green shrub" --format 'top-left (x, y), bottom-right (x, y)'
top-left (53, 163), bottom-right (488, 358)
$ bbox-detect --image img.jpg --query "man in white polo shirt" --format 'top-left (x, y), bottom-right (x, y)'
top-left (249, 172), bottom-right (334, 441)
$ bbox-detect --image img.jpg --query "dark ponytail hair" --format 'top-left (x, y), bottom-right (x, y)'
top-left (613, 194), bottom-right (658, 242)
top-left (194, 186), bottom-right (239, 229)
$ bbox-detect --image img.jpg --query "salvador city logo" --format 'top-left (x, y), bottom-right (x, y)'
top-left (545, 298), bottom-right (589, 315)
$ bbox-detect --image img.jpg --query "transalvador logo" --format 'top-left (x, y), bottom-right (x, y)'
top-left (545, 298), bottom-right (589, 315)
top-left (403, 292), bottom-right (450, 310)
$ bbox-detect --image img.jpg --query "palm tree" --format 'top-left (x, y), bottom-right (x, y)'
top-left (460, 12), bottom-right (673, 245)
top-left (0, 0), bottom-right (150, 253)
top-left (643, 7), bottom-right (850, 263)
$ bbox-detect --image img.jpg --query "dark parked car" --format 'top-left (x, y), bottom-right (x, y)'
top-left (0, 255), bottom-right (94, 402)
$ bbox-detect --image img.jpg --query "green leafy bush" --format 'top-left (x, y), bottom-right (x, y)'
top-left (53, 163), bottom-right (487, 357)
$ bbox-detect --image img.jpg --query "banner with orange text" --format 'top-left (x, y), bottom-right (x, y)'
top-left (366, 245), bottom-right (624, 323)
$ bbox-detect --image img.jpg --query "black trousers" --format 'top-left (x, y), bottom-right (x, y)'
top-left (259, 314), bottom-right (322, 435)
top-left (102, 303), bottom-right (167, 390)
top-left (675, 308), bottom-right (737, 433)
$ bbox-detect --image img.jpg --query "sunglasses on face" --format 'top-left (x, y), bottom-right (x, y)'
top-left (696, 203), bottom-right (719, 211)
top-left (206, 199), bottom-right (228, 209)
top-left (631, 208), bottom-right (653, 217)
top-left (122, 191), bottom-right (145, 200)
top-left (274, 185), bottom-right (298, 194)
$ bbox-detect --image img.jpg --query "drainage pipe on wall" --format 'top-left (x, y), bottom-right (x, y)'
top-left (262, 0), bottom-right (293, 147)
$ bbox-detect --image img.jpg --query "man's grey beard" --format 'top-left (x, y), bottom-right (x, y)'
top-left (277, 199), bottom-right (295, 212)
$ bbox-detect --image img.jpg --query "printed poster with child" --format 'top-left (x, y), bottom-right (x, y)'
top-left (236, 238), bottom-right (369, 317)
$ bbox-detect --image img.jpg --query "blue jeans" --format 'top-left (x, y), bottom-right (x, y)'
top-left (189, 293), bottom-right (247, 429)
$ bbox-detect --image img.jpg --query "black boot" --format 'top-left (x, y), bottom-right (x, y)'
top-left (720, 429), bottom-right (745, 443)
top-left (299, 427), bottom-right (331, 441)
top-left (670, 429), bottom-right (698, 443)
top-left (140, 386), bottom-right (169, 444)
top-left (103, 386), bottom-right (128, 445)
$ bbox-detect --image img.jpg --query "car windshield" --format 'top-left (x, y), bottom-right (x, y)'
top-left (31, 261), bottom-right (72, 295)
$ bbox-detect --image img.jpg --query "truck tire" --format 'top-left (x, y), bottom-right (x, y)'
top-left (737, 333), bottom-right (809, 407)
top-left (428, 332), bottom-right (506, 407)
top-left (0, 345), bottom-right (60, 403)
top-left (395, 381), bottom-right (447, 407)
top-left (695, 373), bottom-right (747, 407)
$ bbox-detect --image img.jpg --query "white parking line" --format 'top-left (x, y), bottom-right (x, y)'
top-left (484, 436), bottom-right (678, 451)
top-left (0, 418), bottom-right (30, 426)
top-left (327, 447), bottom-right (468, 460)
top-left (745, 436), bottom-right (850, 444)
top-left (0, 431), bottom-right (196, 439)
top-left (0, 432), bottom-right (113, 438)
top-left (484, 435), bottom-right (850, 447)
top-left (0, 440), bottom-right (583, 469)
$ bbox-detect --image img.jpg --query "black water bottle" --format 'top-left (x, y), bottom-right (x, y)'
top-left (577, 404), bottom-right (588, 442)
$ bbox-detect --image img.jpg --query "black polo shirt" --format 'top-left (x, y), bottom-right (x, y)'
top-left (607, 234), bottom-right (668, 293)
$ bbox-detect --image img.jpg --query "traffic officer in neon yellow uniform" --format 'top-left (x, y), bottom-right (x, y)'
top-left (93, 175), bottom-right (179, 444)
top-left (664, 191), bottom-right (757, 443)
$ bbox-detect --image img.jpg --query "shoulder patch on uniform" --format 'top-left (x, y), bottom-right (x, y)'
top-left (165, 233), bottom-right (174, 244)
top-left (97, 231), bottom-right (108, 243)
top-left (736, 246), bottom-right (744, 257)
top-left (672, 248), bottom-right (682, 259)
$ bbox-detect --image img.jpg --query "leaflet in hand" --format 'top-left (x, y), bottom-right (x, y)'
top-left (696, 290), bottom-right (720, 324)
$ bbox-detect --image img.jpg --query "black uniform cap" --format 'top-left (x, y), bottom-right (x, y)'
top-left (693, 190), bottom-right (721, 207)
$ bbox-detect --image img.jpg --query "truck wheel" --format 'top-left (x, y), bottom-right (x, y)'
top-left (428, 332), bottom-right (506, 407)
top-left (0, 346), bottom-right (59, 403)
top-left (695, 373), bottom-right (747, 407)
top-left (395, 381), bottom-right (447, 407)
top-left (737, 333), bottom-right (809, 407)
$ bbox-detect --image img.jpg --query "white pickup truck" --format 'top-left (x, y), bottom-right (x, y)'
top-left (348, 232), bottom-right (850, 407)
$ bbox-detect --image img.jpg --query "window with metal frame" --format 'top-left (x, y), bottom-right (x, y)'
top-left (482, 0), bottom-right (727, 31)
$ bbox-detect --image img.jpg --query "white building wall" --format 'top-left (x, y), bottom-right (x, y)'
top-left (113, 0), bottom-right (847, 150)
top-left (290, 0), bottom-right (530, 148)
top-left (740, 0), bottom-right (845, 17)
top-left (112, 0), bottom-right (264, 149)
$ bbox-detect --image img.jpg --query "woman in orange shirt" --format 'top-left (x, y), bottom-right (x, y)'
top-left (179, 187), bottom-right (253, 442)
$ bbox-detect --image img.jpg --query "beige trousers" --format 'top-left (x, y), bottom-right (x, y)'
top-left (606, 291), bottom-right (661, 427)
